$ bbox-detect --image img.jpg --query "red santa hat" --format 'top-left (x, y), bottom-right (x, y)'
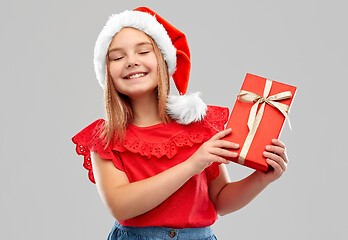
top-left (93, 7), bottom-right (207, 124)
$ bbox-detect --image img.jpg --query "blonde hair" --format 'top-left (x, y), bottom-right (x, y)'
top-left (101, 33), bottom-right (171, 147)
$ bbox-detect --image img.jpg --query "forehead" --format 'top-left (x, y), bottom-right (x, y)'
top-left (108, 27), bottom-right (151, 50)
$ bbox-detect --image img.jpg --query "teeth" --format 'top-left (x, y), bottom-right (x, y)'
top-left (129, 73), bottom-right (145, 79)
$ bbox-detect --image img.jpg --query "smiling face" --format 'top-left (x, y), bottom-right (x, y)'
top-left (107, 27), bottom-right (159, 99)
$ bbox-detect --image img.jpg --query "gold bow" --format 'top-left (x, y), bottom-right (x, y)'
top-left (237, 79), bottom-right (292, 165)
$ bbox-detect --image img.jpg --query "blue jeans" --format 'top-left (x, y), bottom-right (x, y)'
top-left (107, 221), bottom-right (217, 240)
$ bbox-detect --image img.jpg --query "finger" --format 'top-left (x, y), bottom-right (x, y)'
top-left (264, 151), bottom-right (287, 170)
top-left (214, 140), bottom-right (240, 149)
top-left (266, 158), bottom-right (283, 176)
top-left (210, 128), bottom-right (232, 141)
top-left (212, 156), bottom-right (230, 165)
top-left (263, 151), bottom-right (287, 171)
top-left (271, 139), bottom-right (285, 148)
top-left (210, 148), bottom-right (238, 158)
top-left (265, 145), bottom-right (288, 163)
top-left (266, 145), bottom-right (285, 156)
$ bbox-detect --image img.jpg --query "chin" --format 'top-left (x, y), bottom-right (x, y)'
top-left (126, 88), bottom-right (158, 99)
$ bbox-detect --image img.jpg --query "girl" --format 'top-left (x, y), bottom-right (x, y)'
top-left (72, 7), bottom-right (289, 240)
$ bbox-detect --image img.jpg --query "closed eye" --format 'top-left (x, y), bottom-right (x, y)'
top-left (112, 56), bottom-right (123, 61)
top-left (139, 51), bottom-right (150, 55)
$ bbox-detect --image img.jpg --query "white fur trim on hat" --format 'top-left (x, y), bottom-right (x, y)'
top-left (166, 92), bottom-right (207, 125)
top-left (94, 10), bottom-right (177, 89)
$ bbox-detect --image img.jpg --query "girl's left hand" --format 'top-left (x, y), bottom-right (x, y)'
top-left (257, 139), bottom-right (289, 184)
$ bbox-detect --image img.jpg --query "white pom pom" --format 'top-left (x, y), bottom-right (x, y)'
top-left (166, 92), bottom-right (207, 125)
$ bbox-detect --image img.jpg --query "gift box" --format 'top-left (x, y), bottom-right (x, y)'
top-left (223, 73), bottom-right (297, 172)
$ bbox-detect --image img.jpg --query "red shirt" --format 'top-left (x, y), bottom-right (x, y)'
top-left (72, 105), bottom-right (229, 228)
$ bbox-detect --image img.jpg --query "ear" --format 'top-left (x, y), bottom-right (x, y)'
top-left (166, 92), bottom-right (207, 124)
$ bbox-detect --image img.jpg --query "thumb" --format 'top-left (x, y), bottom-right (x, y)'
top-left (211, 128), bottom-right (232, 141)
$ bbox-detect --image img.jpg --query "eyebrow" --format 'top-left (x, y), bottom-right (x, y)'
top-left (108, 41), bottom-right (152, 54)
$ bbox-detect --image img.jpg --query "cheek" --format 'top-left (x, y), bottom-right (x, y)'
top-left (111, 78), bottom-right (125, 95)
top-left (109, 64), bottom-right (122, 87)
top-left (109, 62), bottom-right (123, 77)
top-left (150, 60), bottom-right (160, 85)
top-left (153, 56), bottom-right (159, 69)
top-left (107, 65), bottom-right (123, 90)
top-left (144, 53), bottom-right (158, 70)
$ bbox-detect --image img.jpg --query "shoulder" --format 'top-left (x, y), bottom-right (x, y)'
top-left (76, 119), bottom-right (105, 133)
top-left (204, 105), bottom-right (229, 131)
top-left (205, 105), bottom-right (229, 120)
top-left (72, 119), bottom-right (105, 147)
top-left (72, 119), bottom-right (121, 184)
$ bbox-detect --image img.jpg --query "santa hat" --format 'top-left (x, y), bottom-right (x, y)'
top-left (93, 7), bottom-right (207, 124)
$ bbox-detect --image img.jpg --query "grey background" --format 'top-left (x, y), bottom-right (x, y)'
top-left (1, 0), bottom-right (347, 239)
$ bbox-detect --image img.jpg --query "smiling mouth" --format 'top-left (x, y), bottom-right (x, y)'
top-left (124, 72), bottom-right (147, 79)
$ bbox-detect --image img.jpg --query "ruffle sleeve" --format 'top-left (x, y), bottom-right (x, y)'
top-left (71, 119), bottom-right (124, 184)
top-left (204, 106), bottom-right (230, 184)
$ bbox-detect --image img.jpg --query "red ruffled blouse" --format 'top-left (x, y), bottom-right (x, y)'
top-left (72, 105), bottom-right (229, 228)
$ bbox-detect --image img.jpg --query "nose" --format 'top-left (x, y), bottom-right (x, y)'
top-left (126, 55), bottom-right (139, 68)
top-left (127, 62), bottom-right (139, 68)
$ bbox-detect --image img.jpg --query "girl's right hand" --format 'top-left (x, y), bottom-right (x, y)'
top-left (186, 128), bottom-right (240, 176)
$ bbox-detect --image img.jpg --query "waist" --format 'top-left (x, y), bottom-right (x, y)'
top-left (113, 221), bottom-right (214, 239)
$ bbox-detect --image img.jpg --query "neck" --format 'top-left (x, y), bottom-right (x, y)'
top-left (130, 91), bottom-right (162, 127)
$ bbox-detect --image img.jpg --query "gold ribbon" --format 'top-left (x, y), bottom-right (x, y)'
top-left (237, 79), bottom-right (292, 165)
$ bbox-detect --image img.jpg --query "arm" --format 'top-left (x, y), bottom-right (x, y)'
top-left (91, 128), bottom-right (238, 222)
top-left (209, 139), bottom-right (289, 216)
top-left (91, 152), bottom-right (195, 222)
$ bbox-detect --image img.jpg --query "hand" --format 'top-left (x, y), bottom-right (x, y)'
top-left (256, 139), bottom-right (289, 184)
top-left (186, 128), bottom-right (240, 176)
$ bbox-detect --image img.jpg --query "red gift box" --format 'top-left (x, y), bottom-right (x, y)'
top-left (223, 73), bottom-right (297, 172)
